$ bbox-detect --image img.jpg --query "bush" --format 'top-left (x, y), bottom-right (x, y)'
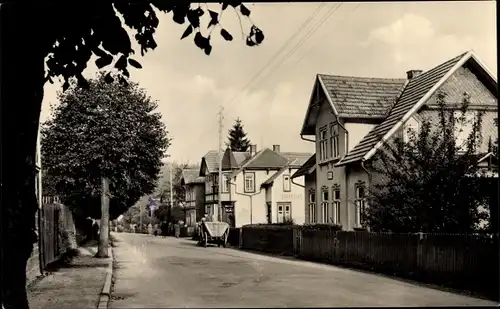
top-left (301, 223), bottom-right (343, 231)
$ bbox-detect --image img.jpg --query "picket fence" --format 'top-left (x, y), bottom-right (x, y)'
top-left (240, 226), bottom-right (499, 299)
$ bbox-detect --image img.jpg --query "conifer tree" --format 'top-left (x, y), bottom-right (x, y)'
top-left (226, 117), bottom-right (252, 152)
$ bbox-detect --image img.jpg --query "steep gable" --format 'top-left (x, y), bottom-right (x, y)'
top-left (221, 147), bottom-right (239, 170)
top-left (300, 75), bottom-right (406, 136)
top-left (200, 149), bottom-right (250, 175)
top-left (336, 51), bottom-right (471, 167)
top-left (245, 148), bottom-right (288, 169)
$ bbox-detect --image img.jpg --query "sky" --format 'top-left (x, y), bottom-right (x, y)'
top-left (40, 1), bottom-right (497, 165)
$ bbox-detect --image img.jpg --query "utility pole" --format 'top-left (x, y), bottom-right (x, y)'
top-left (217, 105), bottom-right (224, 222)
top-left (170, 162), bottom-right (174, 209)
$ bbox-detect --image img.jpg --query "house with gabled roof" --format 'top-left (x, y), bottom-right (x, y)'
top-left (180, 169), bottom-right (205, 227)
top-left (293, 50), bottom-right (497, 231)
top-left (198, 144), bottom-right (311, 227)
top-left (199, 148), bottom-right (252, 225)
top-left (227, 145), bottom-right (312, 227)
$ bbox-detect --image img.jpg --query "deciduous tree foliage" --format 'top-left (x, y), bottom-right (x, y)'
top-left (1, 2), bottom-right (264, 308)
top-left (364, 91), bottom-right (493, 233)
top-left (226, 117), bottom-right (252, 152)
top-left (42, 72), bottom-right (170, 222)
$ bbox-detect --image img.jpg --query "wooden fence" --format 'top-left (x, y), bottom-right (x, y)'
top-left (241, 225), bottom-right (499, 299)
top-left (26, 197), bottom-right (83, 285)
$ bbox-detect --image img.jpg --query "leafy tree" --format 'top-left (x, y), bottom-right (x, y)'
top-left (226, 117), bottom-right (252, 152)
top-left (156, 162), bottom-right (188, 206)
top-left (364, 91), bottom-right (492, 233)
top-left (2, 2), bottom-right (264, 307)
top-left (41, 71), bottom-right (170, 256)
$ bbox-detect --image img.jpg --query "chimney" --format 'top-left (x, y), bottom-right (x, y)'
top-left (249, 145), bottom-right (257, 156)
top-left (406, 70), bottom-right (423, 80)
top-left (273, 144), bottom-right (280, 153)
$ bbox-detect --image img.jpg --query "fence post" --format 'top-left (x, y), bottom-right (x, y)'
top-left (239, 227), bottom-right (243, 249)
top-left (416, 232), bottom-right (424, 269)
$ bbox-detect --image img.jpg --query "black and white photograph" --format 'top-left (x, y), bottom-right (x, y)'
top-left (1, 1), bottom-right (498, 308)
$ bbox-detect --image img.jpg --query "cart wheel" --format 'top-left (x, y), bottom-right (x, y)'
top-left (218, 241), bottom-right (221, 247)
top-left (203, 232), bottom-right (208, 247)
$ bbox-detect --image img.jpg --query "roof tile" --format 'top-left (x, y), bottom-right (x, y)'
top-left (291, 154), bottom-right (316, 179)
top-left (337, 52), bottom-right (467, 166)
top-left (318, 74), bottom-right (406, 117)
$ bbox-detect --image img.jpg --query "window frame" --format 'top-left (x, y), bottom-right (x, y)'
top-left (309, 191), bottom-right (315, 203)
top-left (319, 126), bottom-right (328, 161)
top-left (321, 201), bottom-right (328, 223)
top-left (332, 186), bottom-right (341, 224)
top-left (355, 185), bottom-right (366, 227)
top-left (243, 172), bottom-right (256, 193)
top-left (221, 173), bottom-right (230, 193)
top-left (283, 174), bottom-right (291, 192)
top-left (330, 123), bottom-right (340, 159)
top-left (308, 203), bottom-right (316, 223)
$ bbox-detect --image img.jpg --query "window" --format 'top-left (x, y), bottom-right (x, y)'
top-left (244, 172), bottom-right (255, 193)
top-left (355, 185), bottom-right (366, 227)
top-left (206, 205), bottom-right (212, 216)
top-left (283, 174), bottom-right (291, 192)
top-left (402, 116), bottom-right (419, 145)
top-left (319, 127), bottom-right (328, 161)
top-left (321, 187), bottom-right (329, 223)
top-left (332, 186), bottom-right (341, 224)
top-left (330, 123), bottom-right (340, 159)
top-left (454, 111), bottom-right (477, 151)
top-left (308, 190), bottom-right (316, 223)
top-left (309, 190), bottom-right (316, 203)
top-left (222, 173), bottom-right (230, 193)
top-left (308, 204), bottom-right (316, 223)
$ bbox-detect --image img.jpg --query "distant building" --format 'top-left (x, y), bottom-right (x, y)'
top-left (180, 169), bottom-right (205, 226)
top-left (199, 145), bottom-right (311, 227)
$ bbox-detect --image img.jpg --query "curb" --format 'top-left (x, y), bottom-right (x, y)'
top-left (97, 246), bottom-right (114, 309)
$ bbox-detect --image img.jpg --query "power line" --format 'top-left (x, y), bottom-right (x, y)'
top-left (199, 4), bottom-right (327, 150)
top-left (222, 3), bottom-right (326, 111)
top-left (294, 3), bottom-right (361, 66)
top-left (238, 3), bottom-right (343, 96)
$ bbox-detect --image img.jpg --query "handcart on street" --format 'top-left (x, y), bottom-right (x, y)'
top-left (197, 221), bottom-right (230, 248)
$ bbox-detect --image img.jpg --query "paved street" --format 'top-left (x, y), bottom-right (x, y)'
top-left (110, 232), bottom-right (496, 308)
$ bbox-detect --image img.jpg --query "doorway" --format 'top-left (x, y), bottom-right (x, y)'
top-left (277, 202), bottom-right (291, 223)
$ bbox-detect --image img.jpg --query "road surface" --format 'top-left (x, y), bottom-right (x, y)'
top-left (110, 232), bottom-right (496, 308)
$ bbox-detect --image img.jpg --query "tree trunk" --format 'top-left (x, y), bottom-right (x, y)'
top-left (96, 177), bottom-right (110, 258)
top-left (1, 3), bottom-right (51, 309)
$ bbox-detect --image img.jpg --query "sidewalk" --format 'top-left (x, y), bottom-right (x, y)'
top-left (28, 241), bottom-right (111, 309)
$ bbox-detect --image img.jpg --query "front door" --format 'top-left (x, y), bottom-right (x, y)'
top-left (222, 203), bottom-right (235, 227)
top-left (277, 202), bottom-right (292, 223)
